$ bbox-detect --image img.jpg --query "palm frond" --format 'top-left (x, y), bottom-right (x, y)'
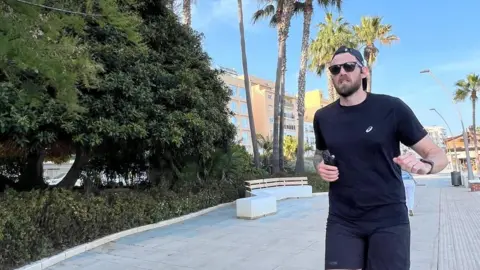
top-left (308, 12), bottom-right (356, 75)
top-left (454, 73), bottom-right (480, 102)
top-left (317, 0), bottom-right (342, 11)
top-left (293, 1), bottom-right (306, 13)
top-left (269, 13), bottom-right (278, 27)
top-left (252, 4), bottom-right (276, 24)
top-left (454, 79), bottom-right (471, 102)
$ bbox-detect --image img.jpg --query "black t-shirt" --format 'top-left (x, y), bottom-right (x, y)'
top-left (313, 93), bottom-right (427, 226)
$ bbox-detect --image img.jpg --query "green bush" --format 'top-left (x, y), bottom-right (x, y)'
top-left (306, 173), bottom-right (330, 193)
top-left (0, 188), bottom-right (236, 270)
top-left (268, 172), bottom-right (329, 193)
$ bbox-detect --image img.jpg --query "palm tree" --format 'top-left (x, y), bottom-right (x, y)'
top-left (279, 72), bottom-right (286, 171)
top-left (166, 0), bottom-right (174, 10)
top-left (237, 0), bottom-right (261, 168)
top-left (352, 16), bottom-right (399, 92)
top-left (454, 73), bottom-right (480, 169)
top-left (252, 0), bottom-right (298, 173)
top-left (309, 12), bottom-right (356, 101)
top-left (183, 0), bottom-right (193, 26)
top-left (257, 134), bottom-right (273, 172)
top-left (295, 0), bottom-right (341, 173)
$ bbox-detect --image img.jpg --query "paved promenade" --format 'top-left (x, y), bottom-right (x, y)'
top-left (47, 174), bottom-right (480, 270)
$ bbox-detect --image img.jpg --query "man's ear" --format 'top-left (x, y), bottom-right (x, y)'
top-left (361, 66), bottom-right (369, 78)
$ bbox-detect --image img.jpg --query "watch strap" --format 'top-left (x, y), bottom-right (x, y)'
top-left (420, 158), bottom-right (434, 174)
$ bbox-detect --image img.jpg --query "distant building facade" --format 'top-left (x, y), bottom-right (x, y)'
top-left (219, 68), bottom-right (331, 155)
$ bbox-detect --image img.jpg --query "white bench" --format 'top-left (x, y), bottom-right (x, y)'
top-left (236, 177), bottom-right (313, 220)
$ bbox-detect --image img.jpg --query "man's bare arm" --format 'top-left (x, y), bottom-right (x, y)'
top-left (411, 136), bottom-right (448, 174)
top-left (313, 149), bottom-right (324, 169)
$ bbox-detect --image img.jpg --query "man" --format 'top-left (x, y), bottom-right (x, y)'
top-left (313, 46), bottom-right (448, 270)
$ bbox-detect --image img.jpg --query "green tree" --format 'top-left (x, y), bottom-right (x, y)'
top-left (252, 0), bottom-right (298, 173)
top-left (353, 16), bottom-right (399, 92)
top-left (454, 73), bottom-right (480, 168)
top-left (283, 135), bottom-right (297, 161)
top-left (0, 0), bottom-right (236, 191)
top-left (294, 0), bottom-right (341, 173)
top-left (127, 0), bottom-right (236, 189)
top-left (0, 0), bottom-right (142, 190)
top-left (257, 134), bottom-right (272, 171)
top-left (57, 19), bottom-right (153, 187)
top-left (309, 12), bottom-right (356, 101)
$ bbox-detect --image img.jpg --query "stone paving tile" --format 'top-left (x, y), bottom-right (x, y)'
top-left (437, 186), bottom-right (480, 270)
top-left (45, 176), bottom-right (480, 270)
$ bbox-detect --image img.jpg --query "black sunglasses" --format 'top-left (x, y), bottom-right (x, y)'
top-left (328, 62), bottom-right (362, 75)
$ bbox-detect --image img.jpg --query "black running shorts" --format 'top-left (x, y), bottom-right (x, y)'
top-left (324, 220), bottom-right (410, 270)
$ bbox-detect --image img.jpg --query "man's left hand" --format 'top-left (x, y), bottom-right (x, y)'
top-left (393, 152), bottom-right (432, 175)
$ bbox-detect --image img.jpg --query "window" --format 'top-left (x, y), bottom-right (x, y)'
top-left (268, 105), bottom-right (273, 110)
top-left (242, 131), bottom-right (250, 144)
top-left (230, 117), bottom-right (237, 125)
top-left (230, 102), bottom-right (237, 112)
top-left (241, 118), bottom-right (249, 128)
top-left (267, 94), bottom-right (273, 99)
top-left (241, 103), bottom-right (248, 114)
top-left (269, 117), bottom-right (274, 123)
top-left (238, 88), bottom-right (246, 99)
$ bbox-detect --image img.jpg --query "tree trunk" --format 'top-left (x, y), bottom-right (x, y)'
top-left (367, 66), bottom-right (372, 92)
top-left (472, 98), bottom-right (479, 172)
top-left (166, 0), bottom-right (174, 10)
top-left (271, 0), bottom-right (295, 174)
top-left (0, 174), bottom-right (19, 191)
top-left (279, 72), bottom-right (285, 172)
top-left (295, 0), bottom-right (312, 173)
top-left (326, 68), bottom-right (337, 102)
top-left (57, 146), bottom-right (89, 188)
top-left (182, 0), bottom-right (191, 26)
top-left (17, 150), bottom-right (46, 190)
top-left (237, 0), bottom-right (260, 168)
top-left (271, 5), bottom-right (285, 174)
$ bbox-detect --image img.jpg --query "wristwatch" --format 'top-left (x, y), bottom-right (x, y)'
top-left (420, 158), bottom-right (434, 174)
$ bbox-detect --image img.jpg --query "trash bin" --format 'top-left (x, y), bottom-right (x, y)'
top-left (451, 171), bottom-right (462, 186)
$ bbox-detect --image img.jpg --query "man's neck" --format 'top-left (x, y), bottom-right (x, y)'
top-left (339, 89), bottom-right (367, 106)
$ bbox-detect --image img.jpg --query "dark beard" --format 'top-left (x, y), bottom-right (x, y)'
top-left (334, 78), bottom-right (362, 97)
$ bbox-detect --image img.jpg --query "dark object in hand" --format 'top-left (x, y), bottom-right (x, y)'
top-left (322, 150), bottom-right (337, 166)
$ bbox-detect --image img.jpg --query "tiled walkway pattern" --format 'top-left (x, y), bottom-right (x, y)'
top-left (46, 175), bottom-right (480, 270)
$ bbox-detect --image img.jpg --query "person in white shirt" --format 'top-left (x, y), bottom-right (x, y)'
top-left (402, 170), bottom-right (416, 216)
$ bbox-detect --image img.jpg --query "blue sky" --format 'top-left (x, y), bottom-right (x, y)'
top-left (188, 0), bottom-right (480, 136)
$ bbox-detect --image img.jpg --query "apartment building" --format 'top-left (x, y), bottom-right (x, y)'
top-left (220, 69), bottom-right (253, 153)
top-left (400, 125), bottom-right (447, 159)
top-left (220, 68), bottom-right (331, 154)
top-left (425, 126), bottom-right (447, 150)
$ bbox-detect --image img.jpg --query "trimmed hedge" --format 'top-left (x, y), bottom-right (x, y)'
top-left (306, 173), bottom-right (330, 193)
top-left (0, 174), bottom-right (328, 270)
top-left (0, 188), bottom-right (234, 270)
top-left (268, 172), bottom-right (330, 193)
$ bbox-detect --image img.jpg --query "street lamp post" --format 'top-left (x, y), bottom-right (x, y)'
top-left (420, 69), bottom-right (474, 185)
top-left (430, 108), bottom-right (459, 171)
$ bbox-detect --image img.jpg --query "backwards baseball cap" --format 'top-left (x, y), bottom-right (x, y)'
top-left (331, 46), bottom-right (367, 91)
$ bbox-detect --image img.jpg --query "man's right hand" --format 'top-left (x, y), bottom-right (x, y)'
top-left (316, 161), bottom-right (339, 182)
